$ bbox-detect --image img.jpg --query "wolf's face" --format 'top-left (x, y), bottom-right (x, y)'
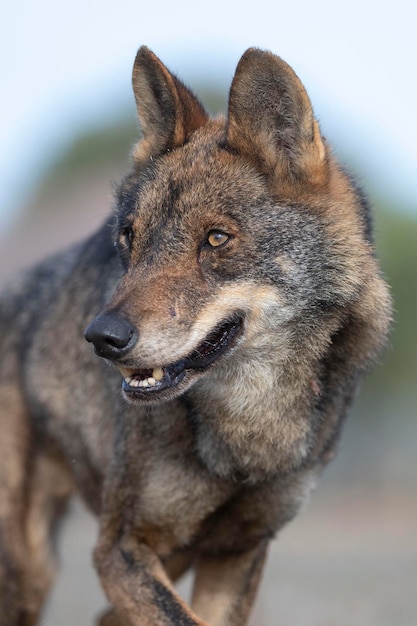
top-left (86, 130), bottom-right (289, 402)
top-left (85, 47), bottom-right (380, 405)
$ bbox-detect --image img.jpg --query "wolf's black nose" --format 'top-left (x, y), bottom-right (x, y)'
top-left (84, 313), bottom-right (137, 359)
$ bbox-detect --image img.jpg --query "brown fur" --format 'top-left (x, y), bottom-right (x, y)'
top-left (0, 46), bottom-right (391, 625)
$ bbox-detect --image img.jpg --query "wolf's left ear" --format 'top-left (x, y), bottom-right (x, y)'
top-left (226, 49), bottom-right (327, 183)
top-left (132, 47), bottom-right (209, 160)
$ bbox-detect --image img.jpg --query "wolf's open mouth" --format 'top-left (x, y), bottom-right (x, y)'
top-left (120, 315), bottom-right (243, 399)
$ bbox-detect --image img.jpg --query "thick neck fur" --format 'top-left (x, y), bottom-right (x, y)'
top-left (187, 310), bottom-right (340, 483)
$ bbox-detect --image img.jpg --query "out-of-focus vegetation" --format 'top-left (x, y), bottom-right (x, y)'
top-left (372, 207), bottom-right (417, 396)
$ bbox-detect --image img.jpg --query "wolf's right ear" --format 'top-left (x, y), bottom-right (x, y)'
top-left (226, 48), bottom-right (327, 184)
top-left (132, 47), bottom-right (209, 161)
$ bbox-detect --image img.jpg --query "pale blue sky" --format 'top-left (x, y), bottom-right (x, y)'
top-left (1, 0), bottom-right (416, 229)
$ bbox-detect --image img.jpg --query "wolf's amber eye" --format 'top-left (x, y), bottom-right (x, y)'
top-left (207, 231), bottom-right (229, 248)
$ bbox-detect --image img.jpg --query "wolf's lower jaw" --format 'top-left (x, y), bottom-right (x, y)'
top-left (119, 315), bottom-right (244, 401)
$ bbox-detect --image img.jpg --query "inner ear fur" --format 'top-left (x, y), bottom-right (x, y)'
top-left (132, 46), bottom-right (209, 160)
top-left (226, 48), bottom-right (327, 183)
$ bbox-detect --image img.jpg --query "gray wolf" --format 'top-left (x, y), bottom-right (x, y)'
top-left (0, 46), bottom-right (391, 625)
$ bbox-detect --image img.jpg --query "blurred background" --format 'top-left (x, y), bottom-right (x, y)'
top-left (1, 1), bottom-right (416, 625)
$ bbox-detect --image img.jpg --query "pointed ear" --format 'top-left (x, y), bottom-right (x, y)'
top-left (132, 46), bottom-right (209, 160)
top-left (226, 48), bottom-right (327, 183)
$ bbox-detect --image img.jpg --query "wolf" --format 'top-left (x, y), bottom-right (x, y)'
top-left (0, 46), bottom-right (391, 625)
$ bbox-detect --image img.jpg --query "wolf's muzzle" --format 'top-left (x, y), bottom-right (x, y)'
top-left (84, 313), bottom-right (137, 360)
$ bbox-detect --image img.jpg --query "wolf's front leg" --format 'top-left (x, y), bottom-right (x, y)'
top-left (94, 534), bottom-right (209, 626)
top-left (191, 541), bottom-right (268, 626)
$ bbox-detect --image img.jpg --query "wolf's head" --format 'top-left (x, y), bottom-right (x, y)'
top-left (85, 47), bottom-right (390, 411)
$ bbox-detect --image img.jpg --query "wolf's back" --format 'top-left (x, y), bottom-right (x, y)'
top-left (0, 223), bottom-right (117, 344)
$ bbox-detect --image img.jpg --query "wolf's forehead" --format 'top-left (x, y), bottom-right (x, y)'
top-left (127, 150), bottom-right (263, 220)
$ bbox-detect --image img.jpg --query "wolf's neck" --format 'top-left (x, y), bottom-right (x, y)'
top-left (187, 345), bottom-right (318, 482)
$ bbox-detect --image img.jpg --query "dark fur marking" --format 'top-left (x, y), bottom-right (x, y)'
top-left (150, 579), bottom-right (197, 626)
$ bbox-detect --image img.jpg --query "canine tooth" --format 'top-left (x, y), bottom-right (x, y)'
top-left (119, 367), bottom-right (134, 378)
top-left (147, 377), bottom-right (157, 386)
top-left (152, 367), bottom-right (164, 381)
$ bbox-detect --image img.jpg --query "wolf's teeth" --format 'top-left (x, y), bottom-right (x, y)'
top-left (120, 367), bottom-right (134, 378)
top-left (152, 367), bottom-right (164, 381)
top-left (126, 374), bottom-right (161, 390)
